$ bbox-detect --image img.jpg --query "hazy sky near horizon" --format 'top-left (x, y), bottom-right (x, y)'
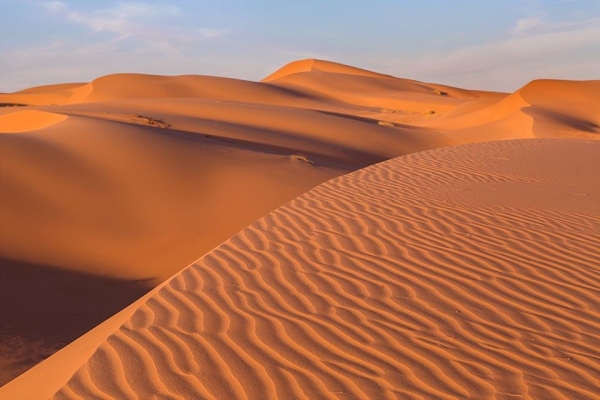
top-left (1, 0), bottom-right (598, 92)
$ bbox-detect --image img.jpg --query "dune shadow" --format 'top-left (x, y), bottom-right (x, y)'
top-left (0, 257), bottom-right (153, 386)
top-left (524, 106), bottom-right (600, 137)
top-left (0, 103), bottom-right (28, 108)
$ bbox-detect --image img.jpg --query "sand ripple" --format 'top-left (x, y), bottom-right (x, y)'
top-left (54, 139), bottom-right (599, 399)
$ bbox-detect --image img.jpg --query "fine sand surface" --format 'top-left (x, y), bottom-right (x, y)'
top-left (2, 138), bottom-right (597, 399)
top-left (0, 59), bottom-right (598, 389)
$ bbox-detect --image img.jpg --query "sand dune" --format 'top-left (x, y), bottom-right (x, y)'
top-left (0, 61), bottom-right (453, 384)
top-left (0, 59), bottom-right (598, 389)
top-left (429, 79), bottom-right (600, 140)
top-left (519, 80), bottom-right (600, 137)
top-left (263, 59), bottom-right (395, 81)
top-left (3, 138), bottom-right (597, 399)
top-left (0, 110), bottom-right (68, 133)
top-left (263, 59), bottom-right (479, 114)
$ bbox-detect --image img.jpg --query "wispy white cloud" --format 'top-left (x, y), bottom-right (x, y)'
top-left (41, 1), bottom-right (180, 38)
top-left (510, 13), bottom-right (599, 35)
top-left (198, 28), bottom-right (228, 39)
top-left (0, 2), bottom-right (231, 91)
top-left (40, 1), bottom-right (226, 42)
top-left (375, 16), bottom-right (600, 91)
top-left (511, 17), bottom-right (544, 34)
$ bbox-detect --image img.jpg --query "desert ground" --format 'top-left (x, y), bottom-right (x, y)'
top-left (0, 59), bottom-right (598, 399)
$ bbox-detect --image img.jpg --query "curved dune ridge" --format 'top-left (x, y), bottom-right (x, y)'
top-left (430, 79), bottom-right (600, 139)
top-left (17, 138), bottom-right (594, 400)
top-left (0, 110), bottom-right (67, 133)
top-left (0, 83), bottom-right (88, 106)
top-left (262, 59), bottom-right (392, 81)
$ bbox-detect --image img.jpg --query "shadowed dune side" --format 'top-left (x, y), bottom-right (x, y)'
top-left (520, 79), bottom-right (600, 124)
top-left (0, 102), bottom-right (446, 285)
top-left (5, 138), bottom-right (596, 400)
top-left (426, 89), bottom-right (536, 142)
top-left (0, 258), bottom-right (152, 385)
top-left (519, 80), bottom-right (600, 137)
top-left (0, 114), bottom-right (340, 263)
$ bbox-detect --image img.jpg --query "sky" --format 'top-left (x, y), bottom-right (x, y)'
top-left (1, 0), bottom-right (598, 92)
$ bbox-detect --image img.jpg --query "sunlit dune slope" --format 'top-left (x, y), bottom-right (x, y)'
top-left (0, 110), bottom-right (67, 132)
top-left (3, 138), bottom-right (597, 400)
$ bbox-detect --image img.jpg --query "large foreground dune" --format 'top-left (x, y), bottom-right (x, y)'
top-left (2, 138), bottom-right (598, 399)
top-left (0, 59), bottom-right (598, 390)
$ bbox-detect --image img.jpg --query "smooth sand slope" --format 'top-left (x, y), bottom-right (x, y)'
top-left (0, 59), bottom-right (598, 386)
top-left (3, 138), bottom-right (598, 400)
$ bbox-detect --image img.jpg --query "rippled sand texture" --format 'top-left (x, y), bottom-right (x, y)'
top-left (50, 139), bottom-right (600, 400)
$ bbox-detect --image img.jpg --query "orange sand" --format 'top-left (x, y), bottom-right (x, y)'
top-left (4, 138), bottom-right (599, 399)
top-left (0, 60), bottom-right (598, 396)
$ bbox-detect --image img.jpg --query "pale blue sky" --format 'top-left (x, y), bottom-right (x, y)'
top-left (1, 0), bottom-right (598, 92)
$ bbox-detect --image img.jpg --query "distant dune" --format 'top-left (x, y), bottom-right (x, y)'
top-left (0, 59), bottom-right (598, 394)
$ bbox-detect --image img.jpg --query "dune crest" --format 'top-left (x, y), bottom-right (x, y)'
top-left (262, 59), bottom-right (392, 82)
top-left (3, 139), bottom-right (596, 400)
top-left (1, 83), bottom-right (87, 106)
top-left (0, 110), bottom-right (67, 133)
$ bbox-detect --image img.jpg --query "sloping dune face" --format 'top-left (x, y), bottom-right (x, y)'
top-left (519, 80), bottom-right (600, 137)
top-left (38, 139), bottom-right (599, 400)
top-left (262, 59), bottom-right (392, 81)
top-left (0, 110), bottom-right (67, 133)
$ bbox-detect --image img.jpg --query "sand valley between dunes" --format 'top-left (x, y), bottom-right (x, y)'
top-left (0, 59), bottom-right (598, 399)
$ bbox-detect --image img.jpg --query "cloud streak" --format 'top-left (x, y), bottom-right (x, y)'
top-left (1, 2), bottom-right (597, 92)
top-left (376, 16), bottom-right (600, 90)
top-left (40, 1), bottom-right (226, 41)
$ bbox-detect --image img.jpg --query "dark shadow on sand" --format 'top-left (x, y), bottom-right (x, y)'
top-left (0, 257), bottom-right (153, 386)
